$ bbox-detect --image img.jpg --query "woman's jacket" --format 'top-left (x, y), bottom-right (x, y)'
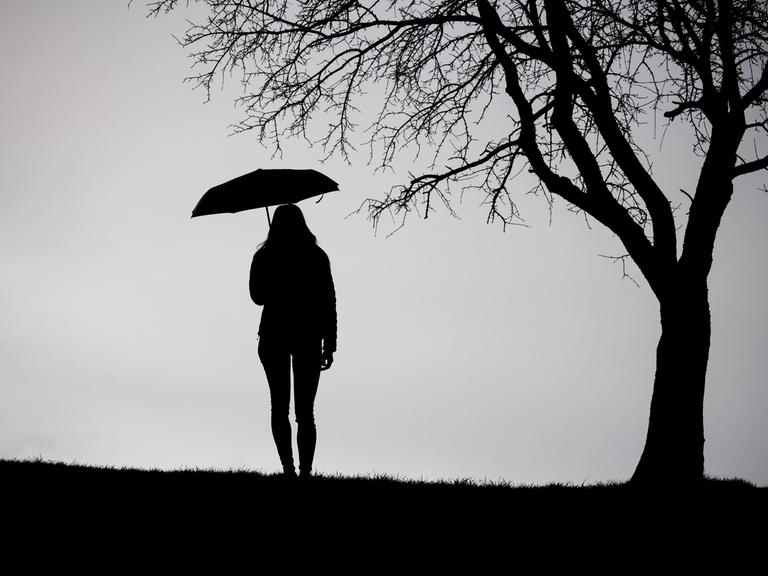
top-left (249, 243), bottom-right (337, 353)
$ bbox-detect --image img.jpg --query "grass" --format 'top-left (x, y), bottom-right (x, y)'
top-left (3, 456), bottom-right (765, 562)
top-left (3, 455), bottom-right (761, 497)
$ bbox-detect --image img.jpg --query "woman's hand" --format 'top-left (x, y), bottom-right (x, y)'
top-left (320, 350), bottom-right (334, 371)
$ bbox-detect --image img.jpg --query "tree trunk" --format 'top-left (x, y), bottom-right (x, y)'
top-left (631, 279), bottom-right (711, 484)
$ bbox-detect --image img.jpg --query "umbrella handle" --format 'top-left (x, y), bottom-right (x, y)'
top-left (265, 206), bottom-right (271, 228)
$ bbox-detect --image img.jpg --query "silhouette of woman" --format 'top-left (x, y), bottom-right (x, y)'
top-left (249, 203), bottom-right (337, 478)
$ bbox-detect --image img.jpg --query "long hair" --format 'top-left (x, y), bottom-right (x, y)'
top-left (258, 203), bottom-right (317, 252)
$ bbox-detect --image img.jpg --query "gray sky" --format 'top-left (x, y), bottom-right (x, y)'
top-left (1, 1), bottom-right (766, 485)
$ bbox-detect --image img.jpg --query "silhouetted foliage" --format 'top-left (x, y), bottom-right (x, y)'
top-left (141, 1), bottom-right (768, 483)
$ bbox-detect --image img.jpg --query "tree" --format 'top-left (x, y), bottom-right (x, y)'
top-left (142, 0), bottom-right (768, 483)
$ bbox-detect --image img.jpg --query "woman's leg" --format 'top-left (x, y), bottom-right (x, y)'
top-left (258, 336), bottom-right (295, 475)
top-left (291, 338), bottom-right (322, 477)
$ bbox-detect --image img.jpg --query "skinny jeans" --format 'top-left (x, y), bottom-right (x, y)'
top-left (258, 334), bottom-right (322, 476)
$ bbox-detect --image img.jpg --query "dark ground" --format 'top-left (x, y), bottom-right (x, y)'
top-left (3, 458), bottom-right (765, 567)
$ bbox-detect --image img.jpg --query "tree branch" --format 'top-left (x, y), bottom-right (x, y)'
top-left (733, 154), bottom-right (768, 177)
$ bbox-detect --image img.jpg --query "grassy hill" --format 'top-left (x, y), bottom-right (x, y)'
top-left (3, 457), bottom-right (765, 565)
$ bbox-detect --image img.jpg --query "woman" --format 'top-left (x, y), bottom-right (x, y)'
top-left (249, 203), bottom-right (337, 478)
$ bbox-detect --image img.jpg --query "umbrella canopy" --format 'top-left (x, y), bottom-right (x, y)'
top-left (191, 168), bottom-right (339, 218)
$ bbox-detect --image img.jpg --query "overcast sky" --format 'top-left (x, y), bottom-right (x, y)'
top-left (1, 1), bottom-right (766, 485)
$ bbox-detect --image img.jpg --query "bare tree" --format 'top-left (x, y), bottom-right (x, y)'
top-left (141, 0), bottom-right (768, 483)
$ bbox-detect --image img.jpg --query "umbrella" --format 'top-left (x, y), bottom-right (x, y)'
top-left (191, 168), bottom-right (339, 225)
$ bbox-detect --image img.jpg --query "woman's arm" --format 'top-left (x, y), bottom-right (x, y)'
top-left (320, 251), bottom-right (337, 354)
top-left (249, 250), bottom-right (267, 305)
